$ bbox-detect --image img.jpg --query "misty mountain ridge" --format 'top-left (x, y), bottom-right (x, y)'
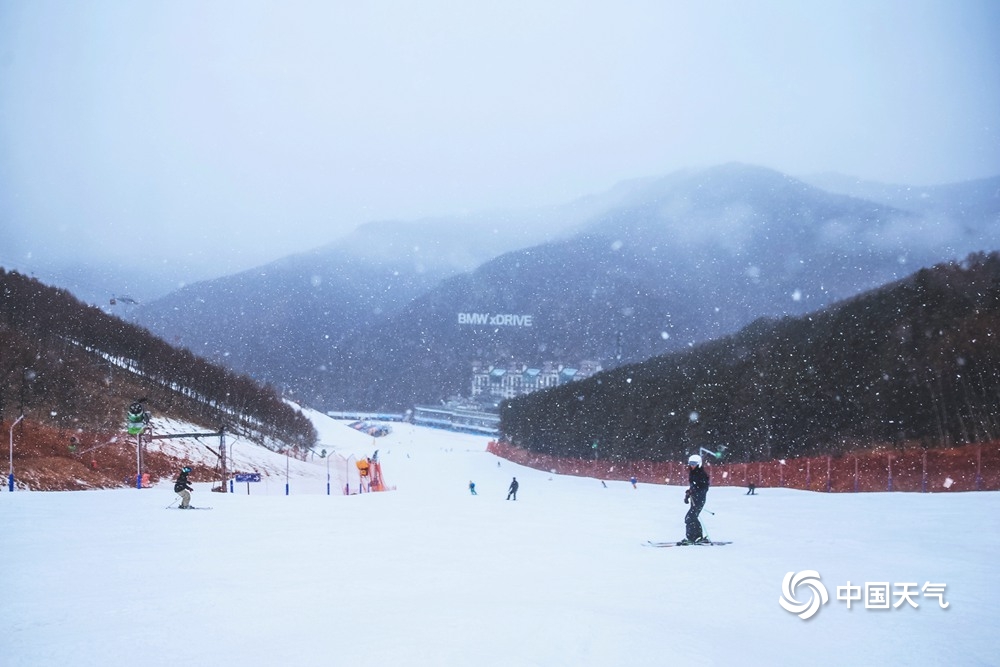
top-left (802, 171), bottom-right (1000, 243)
top-left (129, 174), bottom-right (676, 382)
top-left (131, 163), bottom-right (1000, 411)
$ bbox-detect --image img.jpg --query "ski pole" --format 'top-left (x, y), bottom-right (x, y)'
top-left (165, 498), bottom-right (178, 509)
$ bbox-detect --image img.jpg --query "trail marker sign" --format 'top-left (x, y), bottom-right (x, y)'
top-left (233, 472), bottom-right (262, 494)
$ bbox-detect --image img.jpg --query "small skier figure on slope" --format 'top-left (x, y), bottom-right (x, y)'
top-left (506, 477), bottom-right (519, 500)
top-left (681, 454), bottom-right (710, 544)
top-left (174, 466), bottom-right (194, 509)
top-left (469, 480), bottom-right (477, 495)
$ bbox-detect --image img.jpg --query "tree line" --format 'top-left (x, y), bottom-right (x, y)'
top-left (500, 252), bottom-right (1000, 463)
top-left (0, 269), bottom-right (316, 448)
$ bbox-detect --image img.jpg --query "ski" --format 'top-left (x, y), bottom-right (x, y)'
top-left (170, 506), bottom-right (213, 510)
top-left (644, 540), bottom-right (732, 547)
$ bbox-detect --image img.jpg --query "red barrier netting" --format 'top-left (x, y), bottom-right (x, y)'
top-left (486, 440), bottom-right (1000, 493)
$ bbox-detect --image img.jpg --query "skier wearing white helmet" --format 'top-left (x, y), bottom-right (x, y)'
top-left (681, 454), bottom-right (710, 544)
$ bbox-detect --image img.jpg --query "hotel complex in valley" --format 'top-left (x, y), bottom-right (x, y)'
top-left (412, 360), bottom-right (604, 436)
top-left (470, 360), bottom-right (603, 402)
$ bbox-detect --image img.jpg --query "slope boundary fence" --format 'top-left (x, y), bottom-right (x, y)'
top-left (486, 441), bottom-right (1000, 493)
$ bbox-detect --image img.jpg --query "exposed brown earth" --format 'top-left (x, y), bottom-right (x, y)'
top-left (4, 420), bottom-right (205, 491)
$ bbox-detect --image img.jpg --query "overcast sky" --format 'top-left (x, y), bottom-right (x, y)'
top-left (1, 0), bottom-right (998, 285)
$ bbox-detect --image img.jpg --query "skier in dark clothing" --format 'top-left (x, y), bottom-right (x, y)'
top-left (682, 454), bottom-right (710, 543)
top-left (506, 477), bottom-right (519, 500)
top-left (174, 466), bottom-right (193, 509)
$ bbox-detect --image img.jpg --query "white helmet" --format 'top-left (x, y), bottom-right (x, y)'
top-left (688, 454), bottom-right (702, 467)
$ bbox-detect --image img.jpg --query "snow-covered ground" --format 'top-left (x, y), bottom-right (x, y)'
top-left (3, 410), bottom-right (998, 666)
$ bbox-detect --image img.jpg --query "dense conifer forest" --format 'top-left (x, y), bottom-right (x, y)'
top-left (500, 253), bottom-right (1000, 463)
top-left (0, 269), bottom-right (316, 448)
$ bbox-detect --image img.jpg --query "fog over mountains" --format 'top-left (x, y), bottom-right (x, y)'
top-left (131, 163), bottom-right (1000, 411)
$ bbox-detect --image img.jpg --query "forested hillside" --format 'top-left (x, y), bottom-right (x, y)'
top-left (500, 253), bottom-right (1000, 462)
top-left (0, 269), bottom-right (316, 448)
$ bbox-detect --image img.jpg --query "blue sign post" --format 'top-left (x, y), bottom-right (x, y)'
top-left (234, 472), bottom-right (261, 495)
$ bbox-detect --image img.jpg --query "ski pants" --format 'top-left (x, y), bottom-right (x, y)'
top-left (685, 497), bottom-right (706, 540)
top-left (177, 489), bottom-right (191, 508)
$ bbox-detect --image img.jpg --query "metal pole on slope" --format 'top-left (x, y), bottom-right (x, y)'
top-left (9, 414), bottom-right (24, 491)
top-left (136, 431), bottom-right (142, 489)
top-left (126, 400), bottom-right (146, 490)
top-left (219, 426), bottom-right (227, 493)
top-left (285, 449), bottom-right (290, 496)
top-left (228, 437), bottom-right (240, 493)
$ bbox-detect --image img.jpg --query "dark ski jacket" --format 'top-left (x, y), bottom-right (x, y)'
top-left (508, 479), bottom-right (519, 493)
top-left (174, 471), bottom-right (193, 493)
top-left (688, 466), bottom-right (710, 504)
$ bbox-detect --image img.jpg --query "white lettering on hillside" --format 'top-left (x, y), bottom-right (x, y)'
top-left (457, 313), bottom-right (533, 327)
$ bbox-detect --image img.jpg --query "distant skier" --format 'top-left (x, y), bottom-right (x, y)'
top-left (681, 454), bottom-right (710, 544)
top-left (630, 475), bottom-right (638, 489)
top-left (747, 481), bottom-right (756, 495)
top-left (506, 477), bottom-right (519, 500)
top-left (469, 480), bottom-right (477, 495)
top-left (174, 466), bottom-right (194, 509)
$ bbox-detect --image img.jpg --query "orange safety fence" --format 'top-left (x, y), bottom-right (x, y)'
top-left (486, 440), bottom-right (1000, 493)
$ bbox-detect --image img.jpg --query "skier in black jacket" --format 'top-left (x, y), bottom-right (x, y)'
top-left (174, 466), bottom-right (193, 509)
top-left (506, 477), bottom-right (519, 500)
top-left (682, 454), bottom-right (710, 543)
